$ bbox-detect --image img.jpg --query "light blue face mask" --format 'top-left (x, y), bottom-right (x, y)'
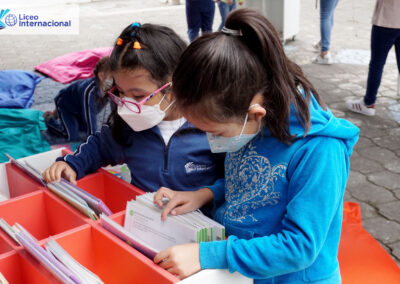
top-left (206, 105), bottom-right (261, 153)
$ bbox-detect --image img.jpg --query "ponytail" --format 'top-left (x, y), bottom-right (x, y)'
top-left (173, 8), bottom-right (325, 144)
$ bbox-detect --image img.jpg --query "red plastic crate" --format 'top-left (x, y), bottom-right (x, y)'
top-left (75, 170), bottom-right (145, 215)
top-left (0, 191), bottom-right (87, 249)
top-left (5, 163), bottom-right (44, 198)
top-left (0, 252), bottom-right (54, 284)
top-left (53, 225), bottom-right (178, 284)
top-left (0, 235), bottom-right (13, 257)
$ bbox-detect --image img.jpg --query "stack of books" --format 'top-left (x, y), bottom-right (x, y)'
top-left (0, 219), bottom-right (103, 284)
top-left (5, 153), bottom-right (112, 220)
top-left (100, 193), bottom-right (225, 259)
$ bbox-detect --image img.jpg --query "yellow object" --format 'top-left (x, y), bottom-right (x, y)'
top-left (133, 41), bottom-right (142, 49)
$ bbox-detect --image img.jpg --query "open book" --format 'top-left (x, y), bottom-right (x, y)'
top-left (5, 153), bottom-right (112, 220)
top-left (0, 220), bottom-right (103, 284)
top-left (100, 193), bottom-right (225, 259)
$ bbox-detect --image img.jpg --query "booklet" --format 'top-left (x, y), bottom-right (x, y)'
top-left (5, 153), bottom-right (46, 186)
top-left (99, 193), bottom-right (225, 259)
top-left (2, 220), bottom-right (104, 284)
top-left (0, 272), bottom-right (9, 284)
top-left (129, 193), bottom-right (225, 244)
top-left (5, 153), bottom-right (112, 220)
top-left (100, 214), bottom-right (157, 259)
top-left (0, 218), bottom-right (21, 245)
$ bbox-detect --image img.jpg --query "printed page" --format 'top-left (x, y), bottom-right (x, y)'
top-left (125, 201), bottom-right (198, 252)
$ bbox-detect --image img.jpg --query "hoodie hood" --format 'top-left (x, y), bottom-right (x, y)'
top-left (288, 94), bottom-right (359, 155)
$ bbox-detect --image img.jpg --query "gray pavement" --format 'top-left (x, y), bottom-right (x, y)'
top-left (1, 0), bottom-right (399, 266)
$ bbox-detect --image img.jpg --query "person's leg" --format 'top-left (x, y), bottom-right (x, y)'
top-left (218, 2), bottom-right (229, 31)
top-left (395, 30), bottom-right (400, 96)
top-left (201, 0), bottom-right (215, 34)
top-left (364, 25), bottom-right (397, 106)
top-left (186, 0), bottom-right (201, 42)
top-left (320, 0), bottom-right (339, 53)
top-left (228, 0), bottom-right (237, 12)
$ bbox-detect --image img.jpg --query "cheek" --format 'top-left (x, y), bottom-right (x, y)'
top-left (220, 125), bottom-right (242, 137)
top-left (144, 93), bottom-right (164, 106)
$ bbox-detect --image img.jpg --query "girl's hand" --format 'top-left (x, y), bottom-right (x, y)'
top-left (154, 243), bottom-right (201, 280)
top-left (42, 161), bottom-right (77, 185)
top-left (153, 187), bottom-right (214, 221)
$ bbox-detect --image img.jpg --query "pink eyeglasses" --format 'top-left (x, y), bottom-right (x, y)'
top-left (107, 82), bottom-right (172, 113)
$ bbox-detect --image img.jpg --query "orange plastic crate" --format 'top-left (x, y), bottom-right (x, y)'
top-left (0, 191), bottom-right (87, 249)
top-left (0, 252), bottom-right (55, 284)
top-left (75, 170), bottom-right (145, 215)
top-left (0, 235), bottom-right (13, 257)
top-left (5, 163), bottom-right (44, 198)
top-left (53, 225), bottom-right (178, 284)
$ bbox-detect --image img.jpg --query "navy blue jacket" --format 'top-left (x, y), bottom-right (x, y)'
top-left (58, 122), bottom-right (224, 192)
top-left (51, 77), bottom-right (107, 141)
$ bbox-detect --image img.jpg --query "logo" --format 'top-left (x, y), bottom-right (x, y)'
top-left (184, 162), bottom-right (214, 174)
top-left (5, 13), bottom-right (17, 27)
top-left (0, 6), bottom-right (79, 35)
top-left (0, 9), bottom-right (10, 29)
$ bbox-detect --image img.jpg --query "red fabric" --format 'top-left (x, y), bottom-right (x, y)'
top-left (339, 202), bottom-right (400, 283)
top-left (34, 47), bottom-right (113, 84)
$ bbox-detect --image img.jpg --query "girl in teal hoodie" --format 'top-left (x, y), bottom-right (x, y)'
top-left (153, 9), bottom-right (359, 283)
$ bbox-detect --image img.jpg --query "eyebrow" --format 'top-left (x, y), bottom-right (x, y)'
top-left (114, 83), bottom-right (147, 94)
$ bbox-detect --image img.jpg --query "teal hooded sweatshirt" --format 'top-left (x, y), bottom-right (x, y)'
top-left (201, 94), bottom-right (359, 283)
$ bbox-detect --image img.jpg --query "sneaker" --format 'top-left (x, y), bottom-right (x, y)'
top-left (312, 41), bottom-right (321, 52)
top-left (313, 52), bottom-right (332, 65)
top-left (345, 98), bottom-right (376, 116)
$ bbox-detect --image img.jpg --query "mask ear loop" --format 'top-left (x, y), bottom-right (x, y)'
top-left (238, 103), bottom-right (262, 139)
top-left (237, 113), bottom-right (249, 140)
top-left (155, 92), bottom-right (175, 112)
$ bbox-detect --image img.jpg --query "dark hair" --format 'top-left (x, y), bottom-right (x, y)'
top-left (107, 23), bottom-right (187, 145)
top-left (93, 56), bottom-right (111, 78)
top-left (172, 9), bottom-right (325, 144)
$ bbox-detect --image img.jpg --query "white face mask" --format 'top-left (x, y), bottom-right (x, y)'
top-left (206, 104), bottom-right (261, 153)
top-left (117, 95), bottom-right (175, 132)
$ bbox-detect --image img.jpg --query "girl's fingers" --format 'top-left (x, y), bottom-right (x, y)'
top-left (54, 165), bottom-right (66, 182)
top-left (154, 249), bottom-right (170, 264)
top-left (49, 164), bottom-right (58, 181)
top-left (64, 168), bottom-right (77, 185)
top-left (170, 202), bottom-right (192, 216)
top-left (42, 169), bottom-right (50, 182)
top-left (161, 197), bottom-right (184, 220)
top-left (158, 257), bottom-right (173, 270)
top-left (154, 187), bottom-right (174, 208)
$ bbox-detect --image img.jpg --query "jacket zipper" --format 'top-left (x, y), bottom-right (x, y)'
top-left (154, 128), bottom-right (190, 171)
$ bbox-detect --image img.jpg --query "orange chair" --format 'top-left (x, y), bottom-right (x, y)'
top-left (339, 202), bottom-right (400, 283)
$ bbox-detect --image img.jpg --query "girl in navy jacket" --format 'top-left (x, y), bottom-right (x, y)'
top-left (43, 23), bottom-right (223, 195)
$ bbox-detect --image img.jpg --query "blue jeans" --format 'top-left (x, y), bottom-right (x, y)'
top-left (320, 0), bottom-right (339, 52)
top-left (364, 25), bottom-right (400, 106)
top-left (186, 0), bottom-right (215, 42)
top-left (218, 0), bottom-right (236, 31)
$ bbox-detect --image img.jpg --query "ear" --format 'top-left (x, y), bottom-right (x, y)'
top-left (97, 71), bottom-right (105, 82)
top-left (248, 93), bottom-right (266, 122)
